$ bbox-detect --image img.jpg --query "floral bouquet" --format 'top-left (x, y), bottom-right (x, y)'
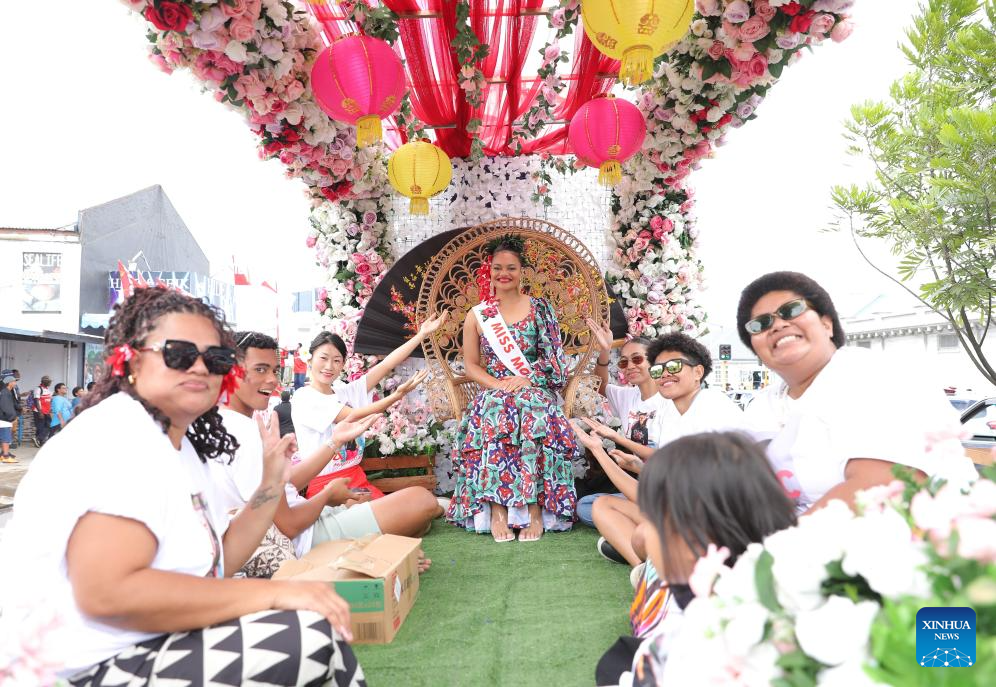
top-left (363, 385), bottom-right (444, 458)
top-left (661, 463), bottom-right (996, 686)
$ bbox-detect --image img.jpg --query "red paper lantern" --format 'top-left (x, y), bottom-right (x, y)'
top-left (569, 95), bottom-right (647, 186)
top-left (311, 35), bottom-right (405, 146)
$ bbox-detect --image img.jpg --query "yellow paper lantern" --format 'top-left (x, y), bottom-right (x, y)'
top-left (387, 141), bottom-right (452, 215)
top-left (581, 0), bottom-right (695, 86)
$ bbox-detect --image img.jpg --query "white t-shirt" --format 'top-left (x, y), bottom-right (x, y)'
top-left (213, 407), bottom-right (314, 555)
top-left (655, 387), bottom-right (750, 448)
top-left (0, 393), bottom-right (229, 677)
top-left (745, 347), bottom-right (977, 511)
top-left (291, 376), bottom-right (372, 476)
top-left (605, 384), bottom-right (670, 448)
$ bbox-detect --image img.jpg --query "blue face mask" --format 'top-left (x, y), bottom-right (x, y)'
top-left (670, 583), bottom-right (695, 610)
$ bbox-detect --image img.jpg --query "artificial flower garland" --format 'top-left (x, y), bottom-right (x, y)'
top-left (123, 0), bottom-right (856, 350)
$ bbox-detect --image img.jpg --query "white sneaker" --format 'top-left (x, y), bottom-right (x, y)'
top-left (630, 561), bottom-right (647, 590)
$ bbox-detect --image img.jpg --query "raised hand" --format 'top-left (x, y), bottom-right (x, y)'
top-left (585, 317), bottom-right (613, 352)
top-left (581, 416), bottom-right (622, 443)
top-left (610, 449), bottom-right (644, 474)
top-left (395, 369), bottom-right (430, 397)
top-left (256, 412), bottom-right (296, 485)
top-left (331, 414), bottom-right (381, 448)
top-left (418, 311), bottom-right (449, 338)
top-left (569, 420), bottom-right (603, 452)
top-left (269, 580), bottom-right (353, 642)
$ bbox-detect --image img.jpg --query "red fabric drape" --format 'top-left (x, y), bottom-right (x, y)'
top-left (305, 0), bottom-right (619, 159)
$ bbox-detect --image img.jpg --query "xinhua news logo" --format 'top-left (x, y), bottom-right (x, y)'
top-left (916, 607), bottom-right (976, 668)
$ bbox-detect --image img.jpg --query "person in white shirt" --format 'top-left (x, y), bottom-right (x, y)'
top-left (579, 333), bottom-right (748, 567)
top-left (578, 321), bottom-right (669, 559)
top-left (0, 287), bottom-right (365, 686)
top-left (737, 271), bottom-right (977, 514)
top-left (293, 313), bottom-right (446, 501)
top-left (217, 331), bottom-right (439, 577)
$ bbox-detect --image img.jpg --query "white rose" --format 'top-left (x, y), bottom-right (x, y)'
top-left (691, 18), bottom-right (710, 36)
top-left (722, 601), bottom-right (769, 657)
top-left (841, 507), bottom-right (931, 598)
top-left (224, 40), bottom-right (249, 63)
top-left (796, 597), bottom-right (879, 666)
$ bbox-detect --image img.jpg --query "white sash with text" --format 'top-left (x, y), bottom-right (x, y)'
top-left (473, 302), bottom-right (532, 378)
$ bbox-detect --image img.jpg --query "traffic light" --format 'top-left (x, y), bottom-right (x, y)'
top-left (719, 344), bottom-right (731, 361)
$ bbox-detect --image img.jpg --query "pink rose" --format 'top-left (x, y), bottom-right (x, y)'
top-left (544, 43), bottom-right (561, 64)
top-left (830, 17), bottom-right (854, 42)
top-left (283, 79), bottom-right (305, 102)
top-left (723, 0), bottom-right (750, 23)
top-left (738, 15), bottom-right (770, 42)
top-left (695, 0), bottom-right (722, 17)
top-left (229, 16), bottom-right (255, 42)
top-left (222, 0), bottom-right (249, 17)
top-left (316, 299), bottom-right (328, 313)
top-left (331, 159), bottom-right (349, 176)
top-left (747, 52), bottom-right (768, 79)
top-left (148, 53), bottom-right (173, 74)
top-left (633, 237), bottom-right (650, 252)
top-left (809, 13), bottom-right (836, 36)
top-left (550, 8), bottom-right (566, 28)
top-left (707, 40), bottom-right (725, 60)
top-left (754, 0), bottom-right (777, 22)
top-left (236, 73), bottom-right (266, 99)
top-left (650, 215), bottom-right (665, 231)
top-left (318, 287), bottom-right (328, 301)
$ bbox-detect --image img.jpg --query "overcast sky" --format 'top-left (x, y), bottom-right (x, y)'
top-left (0, 0), bottom-right (922, 334)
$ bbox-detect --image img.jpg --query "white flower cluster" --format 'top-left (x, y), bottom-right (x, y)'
top-left (446, 156), bottom-right (542, 228)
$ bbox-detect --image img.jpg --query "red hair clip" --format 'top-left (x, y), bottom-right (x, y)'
top-left (105, 344), bottom-right (136, 378)
top-left (218, 364), bottom-right (246, 404)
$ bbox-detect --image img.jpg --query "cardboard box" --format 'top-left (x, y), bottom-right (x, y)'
top-left (273, 534), bottom-right (421, 644)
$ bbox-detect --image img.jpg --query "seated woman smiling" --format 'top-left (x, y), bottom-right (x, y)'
top-left (738, 271), bottom-right (976, 513)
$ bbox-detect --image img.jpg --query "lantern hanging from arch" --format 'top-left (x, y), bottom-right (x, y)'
top-left (569, 96), bottom-right (647, 187)
top-left (581, 0), bottom-right (695, 86)
top-left (388, 141), bottom-right (453, 215)
top-left (310, 35), bottom-right (405, 146)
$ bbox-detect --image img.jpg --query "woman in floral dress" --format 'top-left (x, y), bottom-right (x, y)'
top-left (446, 235), bottom-right (579, 542)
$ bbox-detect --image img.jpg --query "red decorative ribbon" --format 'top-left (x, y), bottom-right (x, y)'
top-left (218, 364), bottom-right (246, 404)
top-left (105, 344), bottom-right (136, 378)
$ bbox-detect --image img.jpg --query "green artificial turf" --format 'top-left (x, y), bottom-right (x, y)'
top-left (353, 523), bottom-right (633, 687)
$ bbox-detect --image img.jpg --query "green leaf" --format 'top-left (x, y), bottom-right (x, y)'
top-left (755, 550), bottom-right (782, 613)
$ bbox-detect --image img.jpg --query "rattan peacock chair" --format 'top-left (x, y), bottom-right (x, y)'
top-left (415, 217), bottom-right (611, 422)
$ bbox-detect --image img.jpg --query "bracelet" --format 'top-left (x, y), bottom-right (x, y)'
top-left (596, 360), bottom-right (610, 367)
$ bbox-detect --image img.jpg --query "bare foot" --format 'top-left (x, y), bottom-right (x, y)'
top-left (417, 548), bottom-right (432, 574)
top-left (520, 504), bottom-right (543, 542)
top-left (490, 504), bottom-right (514, 542)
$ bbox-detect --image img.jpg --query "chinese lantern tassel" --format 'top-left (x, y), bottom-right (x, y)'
top-left (410, 197), bottom-right (430, 215)
top-left (356, 115), bottom-right (382, 146)
top-left (620, 45), bottom-right (654, 87)
top-left (598, 160), bottom-right (622, 186)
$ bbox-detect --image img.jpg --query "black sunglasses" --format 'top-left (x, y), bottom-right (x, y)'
top-left (139, 339), bottom-right (237, 375)
top-left (649, 358), bottom-right (697, 378)
top-left (744, 298), bottom-right (812, 335)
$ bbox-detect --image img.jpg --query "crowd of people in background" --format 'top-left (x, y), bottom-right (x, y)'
top-left (0, 263), bottom-right (980, 686)
top-left (0, 370), bottom-right (98, 462)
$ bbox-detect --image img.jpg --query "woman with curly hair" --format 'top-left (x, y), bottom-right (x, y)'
top-left (446, 234), bottom-right (580, 542)
top-left (0, 287), bottom-right (366, 686)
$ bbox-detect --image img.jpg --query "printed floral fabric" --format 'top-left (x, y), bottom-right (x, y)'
top-left (447, 297), bottom-right (579, 532)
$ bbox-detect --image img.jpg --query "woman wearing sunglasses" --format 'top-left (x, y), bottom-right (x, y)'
top-left (0, 287), bottom-right (366, 686)
top-left (577, 324), bottom-right (669, 533)
top-left (738, 271), bottom-right (975, 514)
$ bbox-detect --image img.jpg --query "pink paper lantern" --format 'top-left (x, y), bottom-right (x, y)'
top-left (311, 35), bottom-right (406, 146)
top-left (569, 95), bottom-right (647, 186)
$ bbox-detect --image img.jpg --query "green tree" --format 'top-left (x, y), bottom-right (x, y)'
top-left (831, 0), bottom-right (996, 385)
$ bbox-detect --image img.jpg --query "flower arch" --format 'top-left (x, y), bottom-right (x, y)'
top-left (123, 0), bottom-right (856, 348)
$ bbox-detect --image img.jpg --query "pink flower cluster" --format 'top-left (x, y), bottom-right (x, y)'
top-left (127, 0), bottom-right (365, 204)
top-left (911, 479), bottom-right (996, 563)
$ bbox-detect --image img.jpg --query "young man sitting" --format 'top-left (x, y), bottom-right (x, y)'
top-left (215, 331), bottom-right (441, 577)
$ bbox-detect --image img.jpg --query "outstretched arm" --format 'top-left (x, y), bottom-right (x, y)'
top-left (571, 423), bottom-right (639, 502)
top-left (585, 317), bottom-right (614, 395)
top-left (365, 312), bottom-right (448, 391)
